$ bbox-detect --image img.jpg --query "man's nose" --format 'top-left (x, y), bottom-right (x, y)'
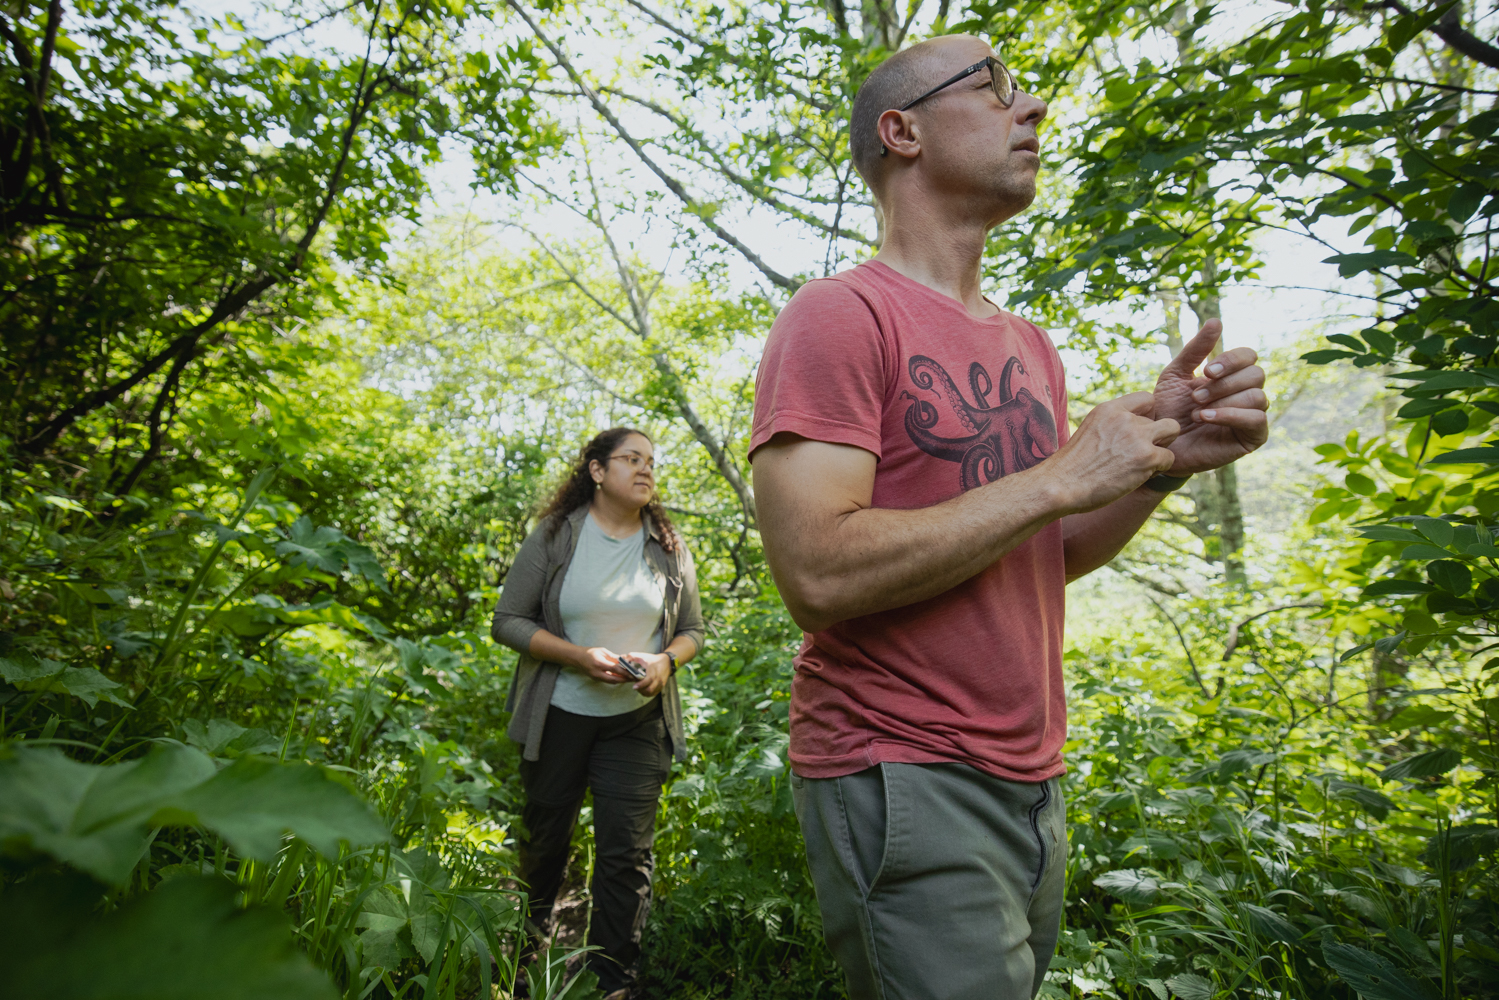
top-left (1013, 90), bottom-right (1047, 127)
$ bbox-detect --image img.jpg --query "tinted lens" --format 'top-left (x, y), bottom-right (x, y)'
top-left (991, 59), bottom-right (1014, 106)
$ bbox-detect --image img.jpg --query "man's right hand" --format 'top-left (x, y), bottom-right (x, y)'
top-left (1046, 391), bottom-right (1180, 513)
top-left (574, 646), bottom-right (630, 683)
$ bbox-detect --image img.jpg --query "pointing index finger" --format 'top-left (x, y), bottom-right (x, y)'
top-left (1163, 318), bottom-right (1223, 377)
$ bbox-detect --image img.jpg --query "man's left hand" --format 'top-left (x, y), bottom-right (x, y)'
top-left (1152, 319), bottom-right (1269, 475)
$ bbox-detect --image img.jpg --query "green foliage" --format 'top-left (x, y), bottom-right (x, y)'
top-left (3, 1), bottom-right (1498, 998)
top-left (0, 874), bottom-right (339, 1000)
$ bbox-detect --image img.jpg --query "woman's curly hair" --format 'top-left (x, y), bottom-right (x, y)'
top-left (540, 427), bottom-right (679, 551)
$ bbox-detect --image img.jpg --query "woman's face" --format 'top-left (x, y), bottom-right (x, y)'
top-left (591, 433), bottom-right (656, 510)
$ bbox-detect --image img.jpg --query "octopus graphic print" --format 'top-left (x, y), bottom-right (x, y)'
top-left (901, 354), bottom-right (1059, 491)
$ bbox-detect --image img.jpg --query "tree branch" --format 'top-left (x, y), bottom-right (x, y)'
top-left (506, 0), bottom-right (798, 291)
top-left (1383, 0), bottom-right (1499, 71)
top-left (1222, 603), bottom-right (1325, 661)
top-left (1144, 593), bottom-right (1211, 698)
top-left (596, 85), bottom-right (878, 247)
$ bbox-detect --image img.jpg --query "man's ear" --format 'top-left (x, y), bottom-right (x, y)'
top-left (876, 109), bottom-right (920, 161)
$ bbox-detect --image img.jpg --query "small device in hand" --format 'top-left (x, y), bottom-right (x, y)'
top-left (617, 656), bottom-right (646, 680)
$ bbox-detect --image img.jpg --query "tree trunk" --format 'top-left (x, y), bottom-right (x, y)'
top-left (1158, 283), bottom-right (1247, 584)
top-left (1188, 266), bottom-right (1247, 587)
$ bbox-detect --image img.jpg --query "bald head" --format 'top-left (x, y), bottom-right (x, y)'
top-left (849, 35), bottom-right (990, 198)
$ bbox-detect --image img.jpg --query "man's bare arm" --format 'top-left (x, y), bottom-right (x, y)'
top-left (1060, 488), bottom-right (1167, 582)
top-left (753, 391), bottom-right (1180, 633)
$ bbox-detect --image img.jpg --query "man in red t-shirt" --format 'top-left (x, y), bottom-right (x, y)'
top-left (749, 34), bottom-right (1269, 1000)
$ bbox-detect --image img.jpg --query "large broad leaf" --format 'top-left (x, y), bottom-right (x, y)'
top-left (1322, 940), bottom-right (1434, 1000)
top-left (1418, 825), bottom-right (1499, 871)
top-left (1165, 973), bottom-right (1217, 999)
top-left (1380, 748), bottom-right (1462, 782)
top-left (1240, 903), bottom-right (1301, 944)
top-left (0, 743), bottom-right (215, 883)
top-left (158, 756), bottom-right (389, 860)
top-left (1093, 868), bottom-right (1160, 903)
top-left (273, 517), bottom-right (389, 591)
top-left (0, 744), bottom-right (387, 883)
top-left (1330, 780), bottom-right (1395, 820)
top-left (183, 719), bottom-right (283, 758)
top-left (0, 656), bottom-right (132, 708)
top-left (275, 516), bottom-right (348, 573)
top-left (0, 874), bottom-right (337, 1000)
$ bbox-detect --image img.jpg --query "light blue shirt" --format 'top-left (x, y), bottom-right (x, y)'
top-left (551, 512), bottom-right (665, 716)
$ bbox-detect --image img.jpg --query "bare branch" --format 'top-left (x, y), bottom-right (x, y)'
top-left (1144, 593), bottom-right (1211, 698)
top-left (616, 0), bottom-right (834, 110)
top-left (598, 85), bottom-right (878, 247)
top-left (1222, 603), bottom-right (1324, 661)
top-left (506, 0), bottom-right (799, 291)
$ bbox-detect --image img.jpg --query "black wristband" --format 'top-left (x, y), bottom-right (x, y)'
top-left (666, 650), bottom-right (679, 674)
top-left (1143, 473), bottom-right (1192, 494)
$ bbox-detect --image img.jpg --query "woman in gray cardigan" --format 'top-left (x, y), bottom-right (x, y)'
top-left (491, 427), bottom-right (704, 999)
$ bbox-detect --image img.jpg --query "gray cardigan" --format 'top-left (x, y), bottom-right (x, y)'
top-left (490, 504), bottom-right (706, 762)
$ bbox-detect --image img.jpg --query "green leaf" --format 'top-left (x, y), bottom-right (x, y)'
top-left (1093, 868), bottom-right (1160, 903)
top-left (1387, 705), bottom-right (1456, 729)
top-left (1240, 903), bottom-right (1300, 944)
top-left (1428, 447), bottom-right (1499, 465)
top-left (0, 874), bottom-right (338, 1000)
top-left (1426, 560), bottom-right (1471, 594)
top-left (1301, 349), bottom-right (1357, 364)
top-left (0, 744), bottom-right (386, 882)
top-left (0, 744), bottom-right (215, 884)
top-left (1431, 408), bottom-right (1469, 436)
top-left (1345, 472), bottom-right (1377, 495)
top-left (1322, 940), bottom-right (1433, 1000)
top-left (183, 719), bottom-right (283, 758)
top-left (0, 657), bottom-right (132, 709)
top-left (160, 756), bottom-right (388, 861)
top-left (1359, 526), bottom-right (1426, 543)
top-left (1362, 580), bottom-right (1436, 598)
top-left (1396, 397), bottom-right (1458, 418)
top-left (1380, 748), bottom-right (1462, 782)
top-left (1330, 779), bottom-right (1395, 820)
top-left (1408, 371), bottom-right (1493, 392)
top-left (1165, 973), bottom-right (1217, 1000)
top-left (1374, 630), bottom-right (1408, 654)
top-left (1413, 517), bottom-right (1454, 547)
top-left (1447, 184), bottom-right (1485, 223)
top-left (276, 517), bottom-right (347, 574)
top-left (1418, 824), bottom-right (1499, 871)
top-left (1321, 251), bottom-right (1419, 277)
top-left (1399, 545), bottom-right (1452, 561)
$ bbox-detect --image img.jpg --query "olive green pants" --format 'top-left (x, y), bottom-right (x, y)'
top-left (792, 762), bottom-right (1067, 1000)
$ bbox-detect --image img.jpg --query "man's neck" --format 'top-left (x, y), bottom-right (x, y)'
top-left (871, 193), bottom-right (999, 319)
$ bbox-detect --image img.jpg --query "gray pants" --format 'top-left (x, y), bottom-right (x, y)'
top-left (792, 762), bottom-right (1067, 1000)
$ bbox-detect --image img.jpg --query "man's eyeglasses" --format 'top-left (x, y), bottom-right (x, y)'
top-left (881, 56), bottom-right (1017, 156)
top-left (899, 56), bottom-right (1016, 112)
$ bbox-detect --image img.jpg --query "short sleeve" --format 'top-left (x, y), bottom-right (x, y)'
top-left (750, 278), bottom-right (889, 460)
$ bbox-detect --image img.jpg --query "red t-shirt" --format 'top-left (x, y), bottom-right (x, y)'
top-left (750, 261), bottom-right (1070, 783)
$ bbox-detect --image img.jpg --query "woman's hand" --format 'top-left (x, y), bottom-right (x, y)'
top-left (574, 646), bottom-right (631, 684)
top-left (621, 652), bottom-right (672, 697)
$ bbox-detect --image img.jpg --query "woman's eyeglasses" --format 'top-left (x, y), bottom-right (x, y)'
top-left (606, 451), bottom-right (655, 472)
